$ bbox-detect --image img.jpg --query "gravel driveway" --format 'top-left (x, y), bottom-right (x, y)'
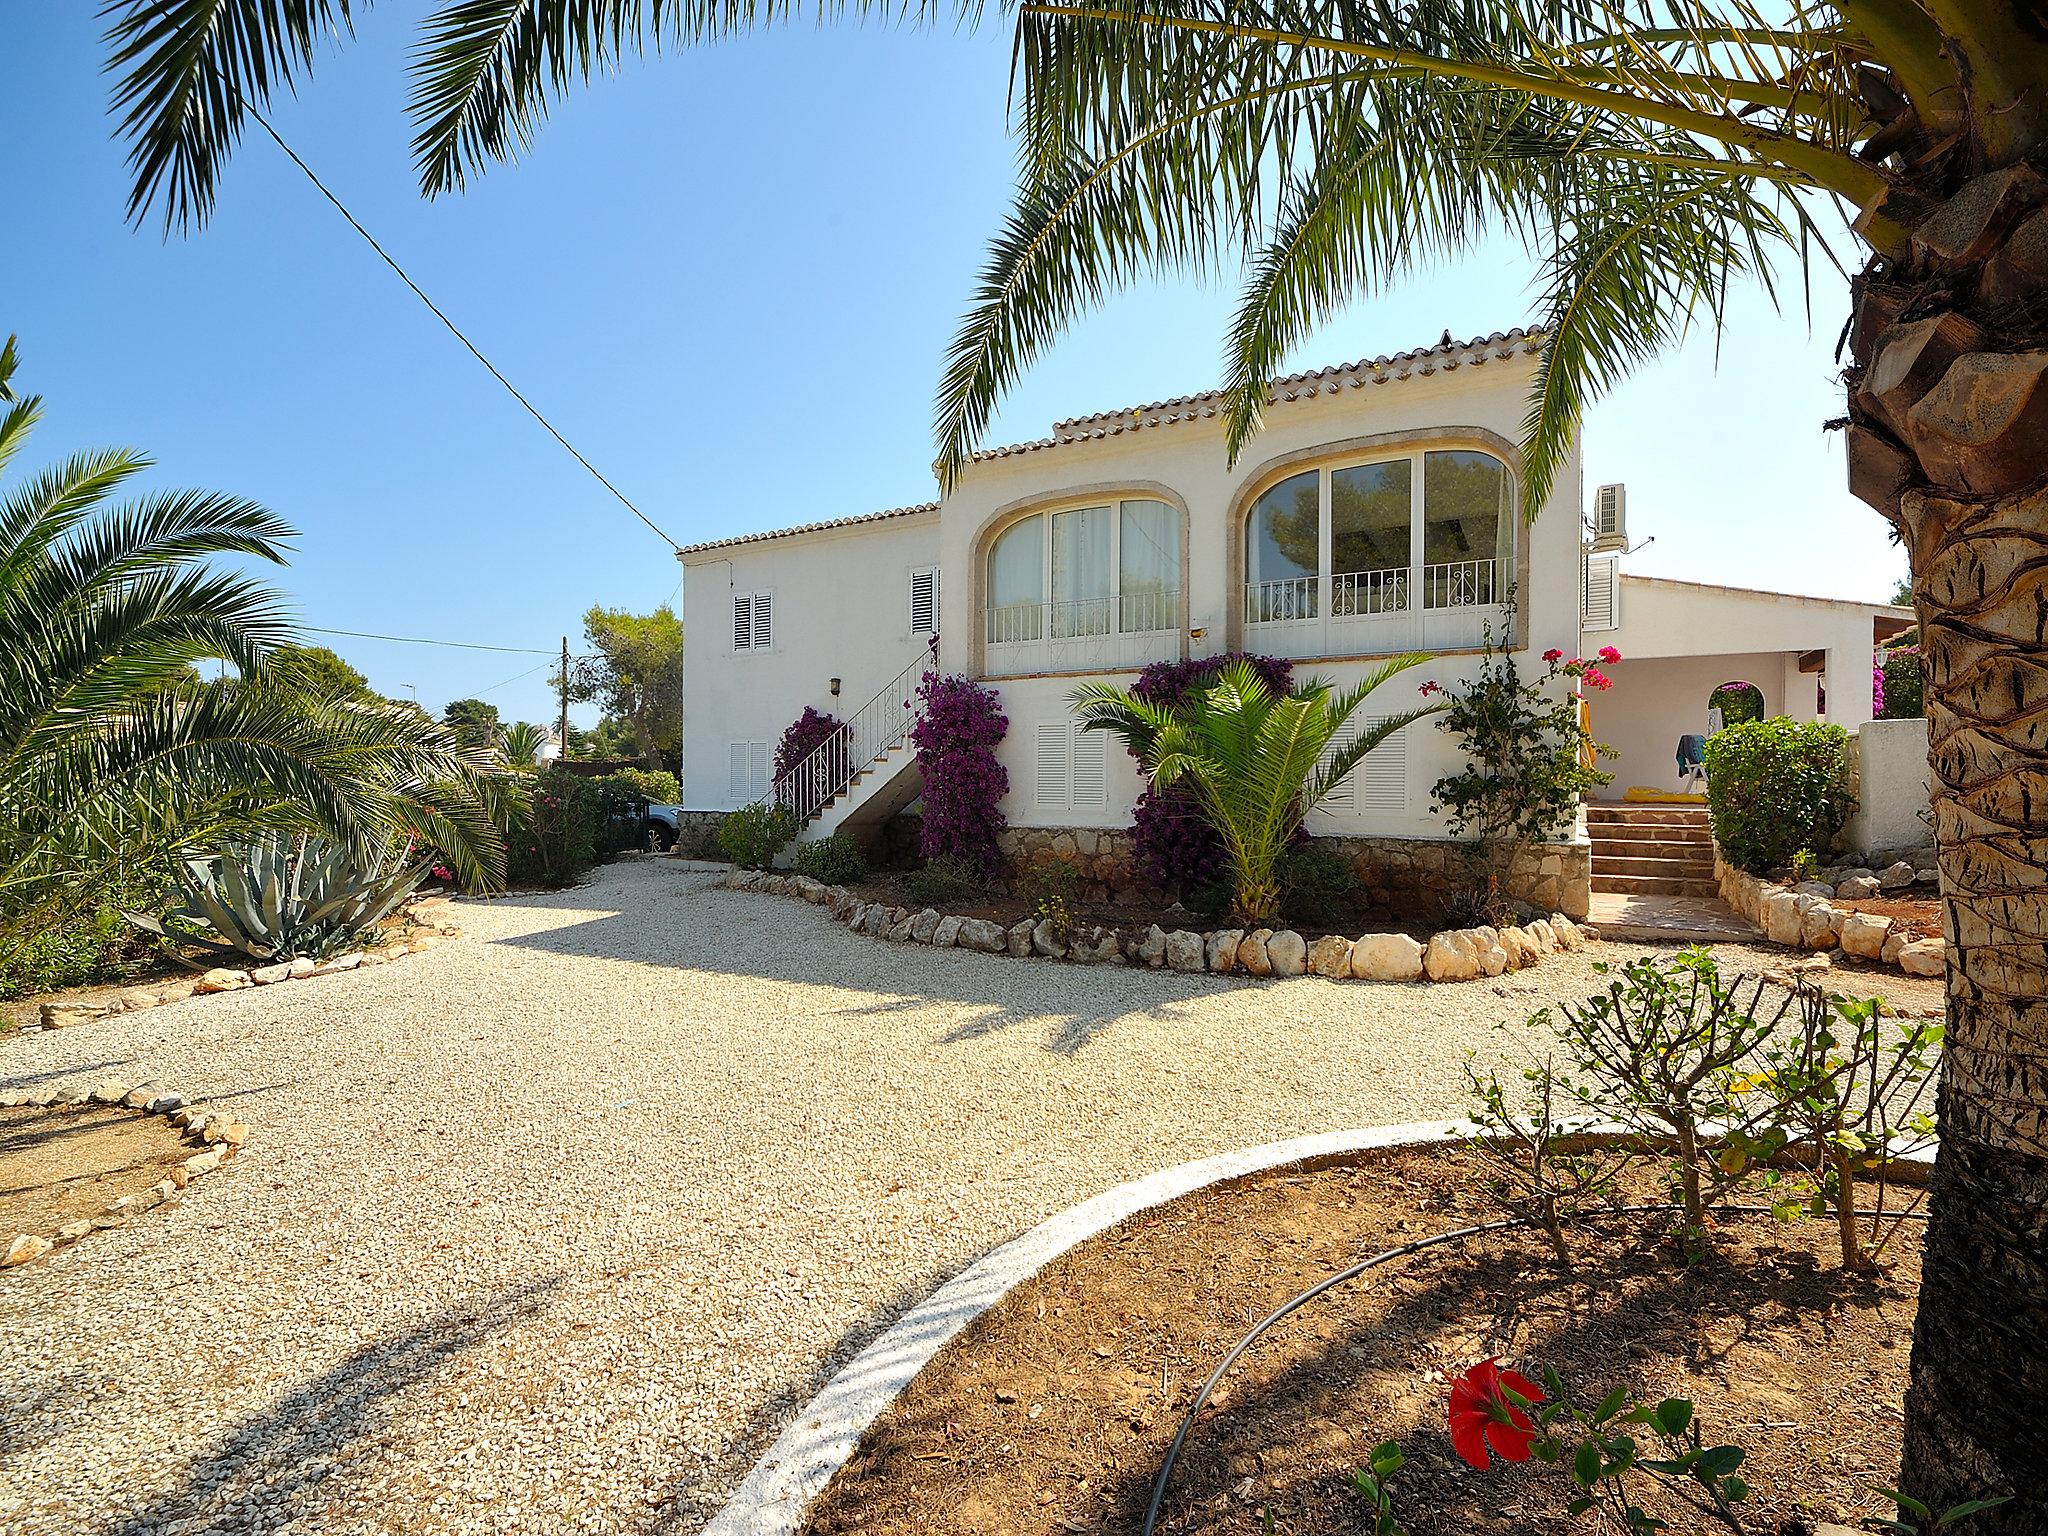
top-left (0, 859), bottom-right (1942, 1535)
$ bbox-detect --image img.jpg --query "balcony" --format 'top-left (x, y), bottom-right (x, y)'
top-left (1244, 558), bottom-right (1505, 658)
top-left (984, 590), bottom-right (1182, 676)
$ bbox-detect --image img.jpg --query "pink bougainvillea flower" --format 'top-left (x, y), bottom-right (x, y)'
top-left (1448, 1359), bottom-right (1545, 1470)
top-left (1542, 647), bottom-right (1564, 664)
top-left (1596, 645), bottom-right (1622, 664)
top-left (1419, 680), bottom-right (1443, 696)
top-left (1583, 666), bottom-right (1614, 691)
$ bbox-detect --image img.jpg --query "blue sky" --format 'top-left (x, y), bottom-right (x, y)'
top-left (6, 8), bottom-right (1907, 730)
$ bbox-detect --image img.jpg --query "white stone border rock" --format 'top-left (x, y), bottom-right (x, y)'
top-left (705, 1118), bottom-right (1938, 1536)
top-left (0, 1079), bottom-right (248, 1269)
top-left (21, 901), bottom-right (462, 1035)
top-left (715, 869), bottom-right (1592, 984)
top-left (1713, 855), bottom-right (1945, 979)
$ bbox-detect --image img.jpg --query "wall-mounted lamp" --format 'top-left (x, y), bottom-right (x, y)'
top-left (1189, 627), bottom-right (1208, 641)
top-left (829, 677), bottom-right (841, 697)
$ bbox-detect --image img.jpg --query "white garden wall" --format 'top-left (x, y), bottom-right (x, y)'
top-left (1844, 716), bottom-right (1933, 855)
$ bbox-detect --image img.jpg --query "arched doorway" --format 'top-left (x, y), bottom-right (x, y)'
top-left (1708, 679), bottom-right (1765, 730)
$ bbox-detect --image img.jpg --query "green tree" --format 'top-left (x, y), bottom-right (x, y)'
top-left (95, 2), bottom-right (2048, 1515)
top-left (0, 336), bottom-right (505, 968)
top-left (1069, 656), bottom-right (1441, 924)
top-left (570, 604), bottom-right (684, 770)
top-left (1889, 576), bottom-right (1915, 609)
top-left (440, 697), bottom-right (502, 752)
top-left (271, 642), bottom-right (372, 699)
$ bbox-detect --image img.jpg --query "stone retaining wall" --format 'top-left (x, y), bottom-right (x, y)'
top-left (718, 867), bottom-right (1593, 984)
top-left (997, 827), bottom-right (1591, 921)
top-left (1714, 853), bottom-right (1946, 978)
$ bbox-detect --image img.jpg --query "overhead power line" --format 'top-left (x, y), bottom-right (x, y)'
top-left (301, 624), bottom-right (554, 655)
top-left (240, 101), bottom-right (682, 553)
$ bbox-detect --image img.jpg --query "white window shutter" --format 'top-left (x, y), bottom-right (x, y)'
top-left (1319, 721), bottom-right (1359, 809)
top-left (909, 567), bottom-right (939, 634)
top-left (748, 740), bottom-right (770, 801)
top-left (733, 593), bottom-right (753, 651)
top-left (751, 591), bottom-right (773, 650)
top-left (1034, 721), bottom-right (1070, 808)
top-left (1358, 719), bottom-right (1409, 812)
top-left (1583, 554), bottom-right (1619, 632)
top-left (729, 742), bottom-right (750, 800)
top-left (1071, 724), bottom-right (1108, 808)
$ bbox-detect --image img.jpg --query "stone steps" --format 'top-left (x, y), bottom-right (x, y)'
top-left (1590, 872), bottom-right (1723, 898)
top-left (1594, 852), bottom-right (1717, 879)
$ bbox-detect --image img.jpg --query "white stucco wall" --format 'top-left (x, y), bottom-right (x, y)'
top-left (933, 345), bottom-right (1587, 837)
top-left (1593, 575), bottom-right (1897, 800)
top-left (1591, 650), bottom-right (1791, 796)
top-left (1844, 716), bottom-right (1933, 854)
top-left (680, 512), bottom-right (939, 809)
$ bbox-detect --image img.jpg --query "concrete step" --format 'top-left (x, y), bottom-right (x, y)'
top-left (1591, 852), bottom-right (1717, 879)
top-left (1591, 872), bottom-right (1723, 898)
top-left (1586, 806), bottom-right (1710, 828)
top-left (1589, 825), bottom-right (1714, 850)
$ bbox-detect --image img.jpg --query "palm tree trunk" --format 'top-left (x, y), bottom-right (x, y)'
top-left (1845, 164), bottom-right (2048, 1526)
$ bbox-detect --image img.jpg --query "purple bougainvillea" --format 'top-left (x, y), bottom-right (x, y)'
top-left (1126, 653), bottom-right (1295, 891)
top-left (773, 706), bottom-right (849, 796)
top-left (909, 672), bottom-right (1009, 873)
top-left (1132, 651), bottom-right (1295, 710)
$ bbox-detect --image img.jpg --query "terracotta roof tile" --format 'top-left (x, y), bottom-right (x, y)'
top-left (674, 500), bottom-right (939, 557)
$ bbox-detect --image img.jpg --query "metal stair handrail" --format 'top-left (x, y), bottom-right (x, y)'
top-left (773, 642), bottom-right (935, 821)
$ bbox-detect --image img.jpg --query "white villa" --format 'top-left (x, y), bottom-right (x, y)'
top-left (677, 327), bottom-right (1916, 918)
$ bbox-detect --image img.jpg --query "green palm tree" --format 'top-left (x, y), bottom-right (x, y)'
top-left (502, 720), bottom-right (550, 768)
top-left (0, 336), bottom-right (505, 965)
top-left (92, 1), bottom-right (2048, 1516)
top-left (1070, 656), bottom-right (1441, 925)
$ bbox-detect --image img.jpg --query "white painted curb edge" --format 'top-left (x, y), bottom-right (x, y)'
top-left (701, 1119), bottom-right (1472, 1536)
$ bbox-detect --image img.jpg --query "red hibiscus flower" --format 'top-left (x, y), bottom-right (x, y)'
top-left (1542, 647), bottom-right (1564, 664)
top-left (1419, 680), bottom-right (1444, 696)
top-left (1597, 645), bottom-right (1621, 664)
top-left (1448, 1358), bottom-right (1544, 1470)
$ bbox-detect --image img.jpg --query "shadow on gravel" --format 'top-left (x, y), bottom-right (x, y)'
top-left (88, 1276), bottom-right (564, 1536)
top-left (484, 875), bottom-right (1233, 1057)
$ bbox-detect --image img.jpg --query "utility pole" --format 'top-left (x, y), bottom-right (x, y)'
top-left (558, 636), bottom-right (570, 758)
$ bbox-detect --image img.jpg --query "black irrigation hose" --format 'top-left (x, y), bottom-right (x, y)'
top-left (1139, 1201), bottom-right (1933, 1536)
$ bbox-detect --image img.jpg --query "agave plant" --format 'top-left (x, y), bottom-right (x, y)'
top-left (129, 835), bottom-right (432, 965)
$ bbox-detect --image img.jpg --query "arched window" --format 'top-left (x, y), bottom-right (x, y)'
top-left (1244, 447), bottom-right (1513, 630)
top-left (984, 498), bottom-right (1182, 645)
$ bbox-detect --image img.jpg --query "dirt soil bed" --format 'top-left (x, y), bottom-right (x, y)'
top-left (805, 1146), bottom-right (1920, 1536)
top-left (1, 1102), bottom-right (193, 1235)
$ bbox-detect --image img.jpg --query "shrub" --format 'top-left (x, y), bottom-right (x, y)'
top-left (792, 833), bottom-right (869, 885)
top-left (1701, 717), bottom-right (1855, 874)
top-left (1277, 841), bottom-right (1358, 927)
top-left (903, 855), bottom-right (981, 907)
top-left (717, 800), bottom-right (799, 871)
top-left (608, 767), bottom-right (679, 804)
top-left (772, 706), bottom-right (849, 811)
top-left (1129, 784), bottom-right (1224, 890)
top-left (1025, 861), bottom-right (1079, 941)
top-left (1877, 644), bottom-right (1924, 719)
top-left (506, 771), bottom-right (599, 888)
top-left (909, 673), bottom-right (1009, 874)
top-left (1132, 651), bottom-right (1294, 710)
top-left (0, 883), bottom-right (167, 1001)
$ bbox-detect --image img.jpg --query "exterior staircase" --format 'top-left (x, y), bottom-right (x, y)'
top-left (1588, 804), bottom-right (1719, 898)
top-left (776, 648), bottom-right (931, 845)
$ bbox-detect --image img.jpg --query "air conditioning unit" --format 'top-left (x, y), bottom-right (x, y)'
top-left (1592, 483), bottom-right (1627, 552)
